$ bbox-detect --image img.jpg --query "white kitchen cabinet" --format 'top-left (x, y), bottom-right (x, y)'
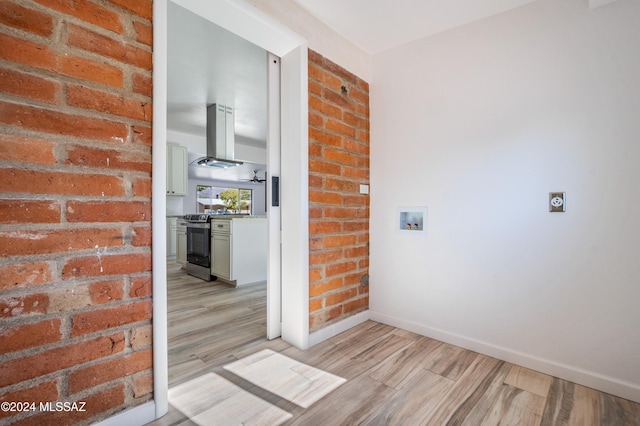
top-left (211, 233), bottom-right (231, 279)
top-left (176, 219), bottom-right (187, 266)
top-left (167, 217), bottom-right (177, 258)
top-left (166, 144), bottom-right (187, 196)
top-left (210, 218), bottom-right (267, 286)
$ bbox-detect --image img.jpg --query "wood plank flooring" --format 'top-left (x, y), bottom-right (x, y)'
top-left (148, 262), bottom-right (640, 425)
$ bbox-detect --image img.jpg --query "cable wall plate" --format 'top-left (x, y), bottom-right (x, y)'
top-left (549, 192), bottom-right (566, 212)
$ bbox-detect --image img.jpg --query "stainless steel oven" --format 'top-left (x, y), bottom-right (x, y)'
top-left (184, 214), bottom-right (212, 281)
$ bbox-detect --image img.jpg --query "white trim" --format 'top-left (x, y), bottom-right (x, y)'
top-left (370, 311), bottom-right (640, 403)
top-left (308, 311), bottom-right (371, 347)
top-left (151, 0), bottom-right (169, 419)
top-left (266, 52), bottom-right (282, 340)
top-left (92, 401), bottom-right (155, 426)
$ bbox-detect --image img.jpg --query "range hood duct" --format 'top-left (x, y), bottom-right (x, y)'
top-left (194, 104), bottom-right (243, 168)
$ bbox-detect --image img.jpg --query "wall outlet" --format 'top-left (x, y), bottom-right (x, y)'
top-left (549, 192), bottom-right (566, 212)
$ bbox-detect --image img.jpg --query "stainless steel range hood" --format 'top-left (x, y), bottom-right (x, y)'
top-left (194, 104), bottom-right (243, 168)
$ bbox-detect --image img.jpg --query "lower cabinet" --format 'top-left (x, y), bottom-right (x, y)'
top-left (211, 233), bottom-right (231, 279)
top-left (167, 217), bottom-right (177, 258)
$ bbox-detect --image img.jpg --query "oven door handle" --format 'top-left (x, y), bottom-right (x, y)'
top-left (186, 222), bottom-right (211, 229)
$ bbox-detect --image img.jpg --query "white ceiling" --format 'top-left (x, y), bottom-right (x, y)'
top-left (167, 2), bottom-right (269, 181)
top-left (293, 0), bottom-right (538, 53)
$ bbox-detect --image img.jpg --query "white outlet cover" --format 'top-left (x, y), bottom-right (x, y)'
top-left (359, 184), bottom-right (369, 194)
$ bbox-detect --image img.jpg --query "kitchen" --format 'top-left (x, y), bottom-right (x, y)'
top-left (164, 2), bottom-right (272, 384)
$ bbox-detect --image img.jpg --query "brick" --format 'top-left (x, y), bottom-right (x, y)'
top-left (323, 207), bottom-right (358, 219)
top-left (309, 159), bottom-right (341, 176)
top-left (308, 49), bottom-right (323, 65)
top-left (0, 1), bottom-right (54, 37)
top-left (71, 300), bottom-right (152, 336)
top-left (310, 95), bottom-right (342, 120)
top-left (132, 226), bottom-right (151, 247)
top-left (323, 59), bottom-right (357, 84)
top-left (0, 293), bottom-right (48, 318)
top-left (309, 220), bottom-right (342, 235)
top-left (133, 72), bottom-right (152, 96)
top-left (0, 381), bottom-right (59, 420)
top-left (344, 139), bottom-right (369, 155)
top-left (345, 246), bottom-right (369, 259)
top-left (0, 32), bottom-right (56, 71)
top-left (133, 125), bottom-right (152, 146)
top-left (343, 112), bottom-right (369, 129)
top-left (344, 296), bottom-right (368, 314)
top-left (309, 267), bottom-right (323, 282)
top-left (130, 275), bottom-right (151, 297)
top-left (357, 130), bottom-right (370, 143)
top-left (308, 174), bottom-right (323, 188)
top-left (67, 84), bottom-right (152, 121)
top-left (66, 201), bottom-right (150, 223)
top-left (309, 298), bottom-right (323, 312)
top-left (350, 87), bottom-right (370, 105)
top-left (48, 279), bottom-right (124, 313)
top-left (0, 228), bottom-right (123, 257)
top-left (131, 324), bottom-right (152, 350)
top-left (309, 277), bottom-right (343, 297)
top-left (67, 24), bottom-right (152, 70)
top-left (134, 20), bottom-right (153, 46)
top-left (34, 0), bottom-right (123, 34)
top-left (57, 54), bottom-right (124, 87)
top-left (323, 88), bottom-right (354, 111)
top-left (325, 119), bottom-right (356, 139)
top-left (68, 348), bottom-right (152, 393)
top-left (133, 177), bottom-right (151, 197)
top-left (0, 199), bottom-right (61, 224)
top-left (324, 235), bottom-right (356, 248)
top-left (0, 134), bottom-right (57, 164)
top-left (309, 249), bottom-right (342, 266)
top-left (343, 194), bottom-right (369, 206)
top-left (133, 372), bottom-right (153, 398)
top-left (0, 262), bottom-right (52, 291)
top-left (0, 168), bottom-right (124, 196)
top-left (308, 62), bottom-right (323, 82)
top-left (309, 237), bottom-right (323, 251)
top-left (324, 147), bottom-right (358, 166)
top-left (357, 78), bottom-right (369, 92)
top-left (309, 79), bottom-right (322, 96)
top-left (324, 177), bottom-right (358, 192)
top-left (21, 383), bottom-right (125, 425)
top-left (0, 68), bottom-right (60, 104)
top-left (107, 0), bottom-right (152, 20)
top-left (309, 190), bottom-right (341, 205)
top-left (90, 279), bottom-right (124, 304)
top-left (344, 221), bottom-right (368, 232)
top-left (356, 104), bottom-right (370, 118)
top-left (344, 272), bottom-right (364, 286)
top-left (309, 127), bottom-right (342, 147)
top-left (309, 207), bottom-right (322, 219)
top-left (0, 101), bottom-right (128, 142)
top-left (325, 288), bottom-right (358, 307)
top-left (343, 165), bottom-right (369, 180)
top-left (66, 145), bottom-right (151, 172)
top-left (0, 319), bottom-right (61, 355)
top-left (62, 252), bottom-right (152, 279)
top-left (309, 111), bottom-right (323, 128)
top-left (326, 261), bottom-right (357, 277)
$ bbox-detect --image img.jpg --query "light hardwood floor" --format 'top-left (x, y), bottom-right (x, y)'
top-left (148, 262), bottom-right (640, 425)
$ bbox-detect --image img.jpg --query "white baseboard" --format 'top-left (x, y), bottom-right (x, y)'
top-left (369, 311), bottom-right (640, 404)
top-left (309, 311), bottom-right (371, 347)
top-left (92, 401), bottom-right (156, 426)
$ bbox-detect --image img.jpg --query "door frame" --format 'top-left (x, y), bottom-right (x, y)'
top-left (152, 0), bottom-right (310, 418)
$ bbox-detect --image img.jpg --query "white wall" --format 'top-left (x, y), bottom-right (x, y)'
top-left (370, 0), bottom-right (640, 402)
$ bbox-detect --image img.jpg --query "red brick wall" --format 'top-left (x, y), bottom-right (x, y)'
top-left (308, 50), bottom-right (370, 332)
top-left (0, 1), bottom-right (153, 424)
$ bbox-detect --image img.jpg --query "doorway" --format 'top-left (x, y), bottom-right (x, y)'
top-left (152, 0), bottom-right (310, 419)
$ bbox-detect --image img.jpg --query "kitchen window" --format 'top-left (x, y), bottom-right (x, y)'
top-left (196, 186), bottom-right (252, 214)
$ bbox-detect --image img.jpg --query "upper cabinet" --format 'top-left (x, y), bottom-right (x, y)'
top-left (167, 144), bottom-right (187, 196)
